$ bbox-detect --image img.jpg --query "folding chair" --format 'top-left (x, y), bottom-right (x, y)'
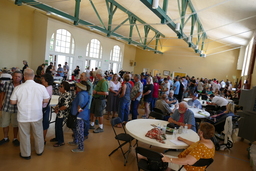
top-left (149, 108), bottom-right (165, 120)
top-left (135, 146), bottom-right (168, 171)
top-left (109, 117), bottom-right (136, 166)
top-left (178, 158), bottom-right (214, 171)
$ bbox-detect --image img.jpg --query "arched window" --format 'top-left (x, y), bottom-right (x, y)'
top-left (86, 39), bottom-right (102, 58)
top-left (50, 29), bottom-right (75, 54)
top-left (111, 45), bottom-right (121, 62)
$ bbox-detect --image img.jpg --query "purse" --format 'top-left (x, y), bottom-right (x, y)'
top-left (66, 101), bottom-right (89, 129)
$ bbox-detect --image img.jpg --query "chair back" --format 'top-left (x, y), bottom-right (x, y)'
top-left (149, 111), bottom-right (164, 120)
top-left (135, 147), bottom-right (168, 171)
top-left (110, 117), bottom-right (122, 127)
top-left (153, 108), bottom-right (163, 114)
top-left (178, 158), bottom-right (213, 171)
top-left (192, 158), bottom-right (214, 168)
top-left (110, 117), bottom-right (127, 135)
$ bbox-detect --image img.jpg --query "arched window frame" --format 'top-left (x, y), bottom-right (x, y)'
top-left (50, 29), bottom-right (75, 54)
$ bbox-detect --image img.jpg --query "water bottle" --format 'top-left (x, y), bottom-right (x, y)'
top-left (184, 123), bottom-right (188, 133)
top-left (178, 126), bottom-right (183, 134)
top-left (173, 127), bottom-right (177, 139)
top-left (162, 125), bottom-right (167, 134)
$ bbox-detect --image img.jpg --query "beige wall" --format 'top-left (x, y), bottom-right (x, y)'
top-left (0, 0), bottom-right (34, 70)
top-left (122, 44), bottom-right (136, 72)
top-left (134, 39), bottom-right (241, 83)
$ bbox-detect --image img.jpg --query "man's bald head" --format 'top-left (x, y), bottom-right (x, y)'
top-left (161, 94), bottom-right (168, 100)
top-left (24, 68), bottom-right (34, 80)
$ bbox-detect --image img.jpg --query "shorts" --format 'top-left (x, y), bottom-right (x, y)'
top-left (144, 98), bottom-right (152, 103)
top-left (91, 99), bottom-right (106, 117)
top-left (42, 106), bottom-right (50, 130)
top-left (1, 111), bottom-right (18, 127)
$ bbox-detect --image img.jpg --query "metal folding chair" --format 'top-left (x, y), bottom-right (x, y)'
top-left (109, 117), bottom-right (136, 166)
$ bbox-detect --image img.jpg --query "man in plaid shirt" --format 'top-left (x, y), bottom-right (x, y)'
top-left (0, 71), bottom-right (22, 146)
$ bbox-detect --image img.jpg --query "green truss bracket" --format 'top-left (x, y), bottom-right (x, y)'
top-left (140, 0), bottom-right (208, 56)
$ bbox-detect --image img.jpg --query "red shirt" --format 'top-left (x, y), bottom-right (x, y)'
top-left (152, 82), bottom-right (159, 98)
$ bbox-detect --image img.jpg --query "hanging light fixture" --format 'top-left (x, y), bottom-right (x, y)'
top-left (175, 23), bottom-right (180, 31)
top-left (152, 0), bottom-right (159, 9)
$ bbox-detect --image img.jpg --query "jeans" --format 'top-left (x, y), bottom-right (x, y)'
top-left (131, 100), bottom-right (140, 120)
top-left (150, 97), bottom-right (157, 111)
top-left (118, 98), bottom-right (130, 122)
top-left (55, 117), bottom-right (64, 144)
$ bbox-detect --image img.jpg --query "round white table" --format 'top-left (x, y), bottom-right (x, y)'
top-left (125, 119), bottom-right (199, 149)
top-left (188, 108), bottom-right (210, 118)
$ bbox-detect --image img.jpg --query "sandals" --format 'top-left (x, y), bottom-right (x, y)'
top-left (53, 143), bottom-right (65, 147)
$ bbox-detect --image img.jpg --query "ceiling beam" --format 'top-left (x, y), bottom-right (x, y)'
top-left (14, 0), bottom-right (165, 54)
top-left (140, 0), bottom-right (208, 56)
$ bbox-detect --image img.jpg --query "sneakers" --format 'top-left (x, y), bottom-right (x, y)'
top-left (0, 138), bottom-right (9, 145)
top-left (13, 139), bottom-right (20, 146)
top-left (68, 142), bottom-right (77, 146)
top-left (71, 148), bottom-right (84, 153)
top-left (89, 125), bottom-right (95, 129)
top-left (93, 127), bottom-right (104, 133)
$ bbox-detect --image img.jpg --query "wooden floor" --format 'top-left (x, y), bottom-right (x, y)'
top-left (0, 109), bottom-right (252, 171)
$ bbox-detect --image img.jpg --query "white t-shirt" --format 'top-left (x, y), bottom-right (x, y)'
top-left (212, 96), bottom-right (228, 107)
top-left (10, 80), bottom-right (50, 122)
top-left (109, 81), bottom-right (121, 91)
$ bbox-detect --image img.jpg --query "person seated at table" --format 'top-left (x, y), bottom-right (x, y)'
top-left (168, 102), bottom-right (196, 132)
top-left (155, 94), bottom-right (173, 117)
top-left (209, 103), bottom-right (235, 123)
top-left (225, 90), bottom-right (233, 100)
top-left (162, 122), bottom-right (215, 171)
top-left (166, 90), bottom-right (177, 106)
top-left (187, 93), bottom-right (202, 109)
top-left (206, 88), bottom-right (212, 95)
top-left (199, 89), bottom-right (208, 100)
top-left (207, 94), bottom-right (228, 111)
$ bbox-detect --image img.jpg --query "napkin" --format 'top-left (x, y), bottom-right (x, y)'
top-left (170, 139), bottom-right (187, 146)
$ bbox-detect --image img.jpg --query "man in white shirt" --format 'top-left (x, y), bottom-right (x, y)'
top-left (208, 94), bottom-right (228, 111)
top-left (10, 68), bottom-right (49, 160)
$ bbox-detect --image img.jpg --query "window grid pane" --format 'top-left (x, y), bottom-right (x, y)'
top-left (55, 29), bottom-right (73, 54)
top-left (89, 39), bottom-right (100, 58)
top-left (112, 45), bottom-right (120, 62)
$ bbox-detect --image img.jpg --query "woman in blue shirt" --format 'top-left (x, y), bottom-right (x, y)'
top-left (69, 81), bottom-right (90, 152)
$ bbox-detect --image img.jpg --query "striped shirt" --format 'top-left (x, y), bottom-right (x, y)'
top-left (0, 81), bottom-right (18, 113)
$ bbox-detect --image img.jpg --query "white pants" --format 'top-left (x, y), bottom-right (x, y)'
top-left (18, 119), bottom-right (44, 157)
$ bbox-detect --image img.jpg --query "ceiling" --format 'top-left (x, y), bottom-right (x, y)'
top-left (15, 0), bottom-right (256, 54)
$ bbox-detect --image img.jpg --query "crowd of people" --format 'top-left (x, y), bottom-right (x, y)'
top-left (0, 61), bottom-right (238, 167)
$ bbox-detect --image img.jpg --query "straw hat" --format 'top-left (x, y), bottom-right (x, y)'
top-left (76, 82), bottom-right (87, 91)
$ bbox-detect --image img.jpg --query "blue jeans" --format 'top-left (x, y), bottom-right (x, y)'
top-left (55, 117), bottom-right (64, 144)
top-left (73, 119), bottom-right (84, 150)
top-left (150, 97), bottom-right (157, 111)
top-left (131, 100), bottom-right (140, 120)
top-left (118, 98), bottom-right (130, 122)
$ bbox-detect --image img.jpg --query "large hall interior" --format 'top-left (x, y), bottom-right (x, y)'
top-left (0, 0), bottom-right (256, 170)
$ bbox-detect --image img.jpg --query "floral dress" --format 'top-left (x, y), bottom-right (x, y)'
top-left (178, 141), bottom-right (215, 171)
top-left (56, 92), bottom-right (72, 118)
